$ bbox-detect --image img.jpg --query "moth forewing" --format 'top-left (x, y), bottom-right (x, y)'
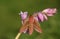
top-left (34, 19), bottom-right (42, 33)
top-left (29, 24), bottom-right (34, 35)
top-left (19, 18), bottom-right (29, 33)
top-left (19, 24), bottom-right (28, 33)
top-left (22, 18), bottom-right (29, 25)
top-left (15, 23), bottom-right (28, 39)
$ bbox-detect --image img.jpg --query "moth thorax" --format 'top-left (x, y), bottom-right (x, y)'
top-left (28, 16), bottom-right (34, 23)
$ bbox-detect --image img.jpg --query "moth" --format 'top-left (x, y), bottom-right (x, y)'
top-left (19, 15), bottom-right (42, 35)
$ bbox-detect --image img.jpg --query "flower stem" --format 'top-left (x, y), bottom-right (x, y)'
top-left (15, 33), bottom-right (21, 39)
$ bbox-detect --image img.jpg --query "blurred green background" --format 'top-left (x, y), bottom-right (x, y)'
top-left (0, 0), bottom-right (60, 39)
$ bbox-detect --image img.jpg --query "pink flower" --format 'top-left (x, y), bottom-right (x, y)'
top-left (19, 11), bottom-right (28, 20)
top-left (42, 8), bottom-right (57, 16)
top-left (33, 13), bottom-right (39, 21)
top-left (37, 12), bottom-right (48, 22)
top-left (19, 11), bottom-right (28, 24)
top-left (34, 16), bottom-right (39, 21)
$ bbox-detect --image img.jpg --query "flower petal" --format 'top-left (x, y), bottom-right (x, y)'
top-left (52, 8), bottom-right (57, 13)
top-left (42, 8), bottom-right (57, 14)
top-left (34, 16), bottom-right (38, 21)
top-left (43, 14), bottom-right (48, 20)
top-left (38, 13), bottom-right (44, 22)
top-left (42, 8), bottom-right (50, 13)
top-left (47, 14), bottom-right (53, 16)
top-left (20, 11), bottom-right (28, 20)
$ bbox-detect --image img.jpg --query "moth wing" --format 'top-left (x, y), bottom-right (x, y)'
top-left (22, 18), bottom-right (29, 25)
top-left (34, 19), bottom-right (42, 33)
top-left (19, 18), bottom-right (29, 33)
top-left (29, 24), bottom-right (34, 35)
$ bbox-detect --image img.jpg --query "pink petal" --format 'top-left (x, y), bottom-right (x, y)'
top-left (43, 14), bottom-right (48, 20)
top-left (20, 11), bottom-right (28, 20)
top-left (42, 8), bottom-right (57, 14)
top-left (21, 14), bottom-right (27, 20)
top-left (47, 8), bottom-right (56, 14)
top-left (48, 9), bottom-right (53, 14)
top-left (47, 14), bottom-right (53, 16)
top-left (52, 8), bottom-right (57, 13)
top-left (42, 8), bottom-right (50, 13)
top-left (38, 13), bottom-right (44, 22)
top-left (34, 16), bottom-right (38, 21)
